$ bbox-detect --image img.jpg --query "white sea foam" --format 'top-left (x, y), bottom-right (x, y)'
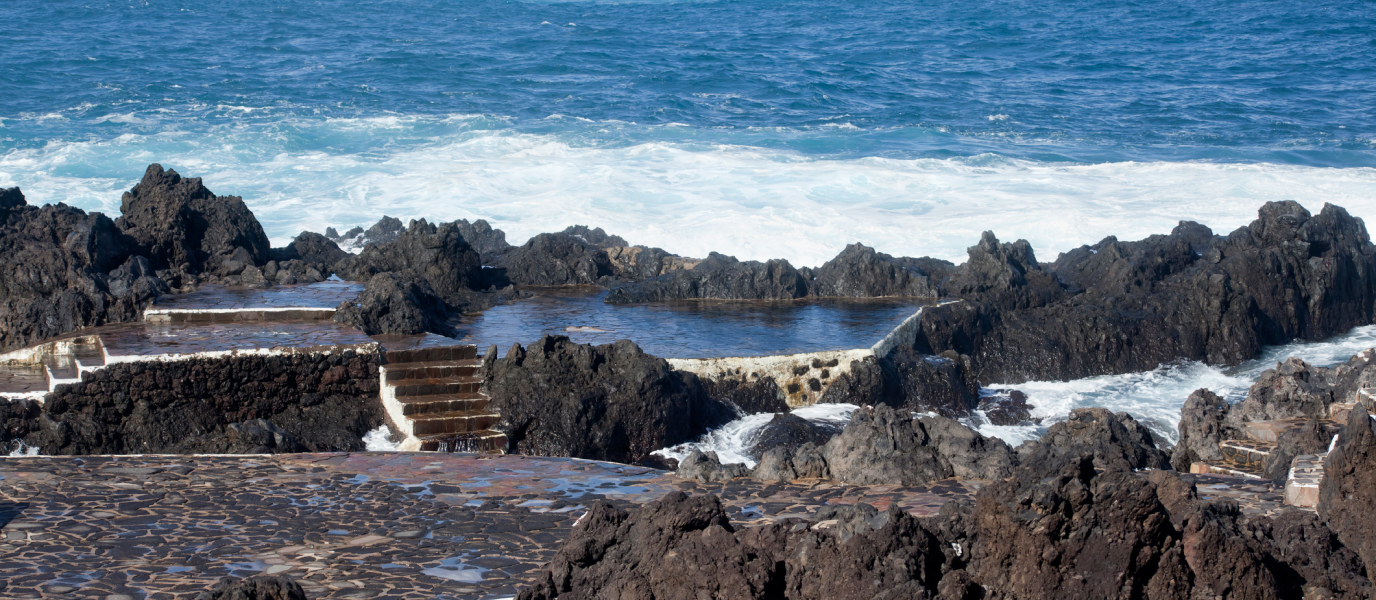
top-left (363, 425), bottom-right (403, 451)
top-left (3, 124), bottom-right (1375, 267)
top-left (979, 324), bottom-right (1376, 447)
top-left (8, 441), bottom-right (41, 457)
top-left (654, 403), bottom-right (858, 468)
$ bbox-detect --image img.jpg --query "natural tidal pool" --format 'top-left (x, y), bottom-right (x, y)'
top-left (456, 288), bottom-right (931, 358)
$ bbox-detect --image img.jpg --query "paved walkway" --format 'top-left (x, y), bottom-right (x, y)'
top-left (0, 453), bottom-right (1289, 600)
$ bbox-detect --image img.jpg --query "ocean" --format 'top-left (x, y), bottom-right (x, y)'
top-left (5, 0), bottom-right (1376, 444)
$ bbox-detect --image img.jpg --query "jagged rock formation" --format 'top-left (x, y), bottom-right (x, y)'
top-left (604, 252), bottom-right (810, 303)
top-left (1, 350), bottom-right (383, 455)
top-left (481, 336), bottom-right (734, 464)
top-left (453, 218), bottom-right (512, 264)
top-left (808, 243), bottom-right (946, 298)
top-left (332, 272), bottom-right (455, 336)
top-left (196, 575), bottom-right (306, 600)
top-left (272, 231), bottom-right (350, 276)
top-left (0, 187), bottom-right (164, 351)
top-left (818, 348), bottom-right (982, 418)
top-left (1020, 406), bottom-right (1171, 472)
top-left (522, 454), bottom-right (1372, 599)
top-left (1172, 352), bottom-right (1375, 474)
top-left (747, 412), bottom-right (841, 460)
top-left (1320, 404), bottom-right (1376, 579)
top-left (116, 164), bottom-right (273, 284)
top-left (823, 405), bottom-right (1017, 485)
top-left (918, 202), bottom-right (1376, 383)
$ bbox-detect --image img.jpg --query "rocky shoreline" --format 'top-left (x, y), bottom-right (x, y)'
top-left (4, 164), bottom-right (1376, 598)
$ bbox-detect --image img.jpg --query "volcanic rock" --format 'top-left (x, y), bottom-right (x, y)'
top-left (605, 252), bottom-right (809, 303)
top-left (273, 231), bottom-right (351, 275)
top-left (482, 336), bottom-right (734, 464)
top-left (1171, 388), bottom-right (1238, 471)
top-left (821, 404), bottom-right (953, 485)
top-left (818, 348), bottom-right (982, 418)
top-left (0, 187), bottom-right (163, 351)
top-left (747, 412), bottom-right (841, 460)
top-left (336, 218), bottom-right (487, 310)
top-left (115, 164), bottom-right (271, 280)
top-left (676, 449), bottom-right (750, 483)
top-left (453, 218), bottom-right (512, 263)
top-left (1319, 403), bottom-right (1376, 579)
top-left (918, 415), bottom-right (1018, 480)
top-left (332, 272), bottom-right (455, 336)
top-left (808, 243), bottom-right (943, 298)
top-left (705, 376), bottom-right (789, 415)
top-left (919, 202), bottom-right (1376, 383)
top-left (490, 232), bottom-right (614, 287)
top-left (1019, 407), bottom-right (1170, 472)
top-left (196, 575), bottom-right (306, 600)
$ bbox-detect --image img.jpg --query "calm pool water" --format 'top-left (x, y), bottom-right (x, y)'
top-left (458, 288), bottom-right (929, 358)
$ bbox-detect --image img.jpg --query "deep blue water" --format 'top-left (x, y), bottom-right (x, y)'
top-left (5, 0), bottom-right (1375, 165)
top-left (2, 0), bottom-right (1375, 267)
top-left (5, 0), bottom-right (1376, 441)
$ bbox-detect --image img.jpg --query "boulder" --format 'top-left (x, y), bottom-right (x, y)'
top-left (1263, 418), bottom-right (1334, 481)
top-left (222, 419), bottom-right (304, 454)
top-left (332, 272), bottom-right (455, 336)
top-left (1171, 388), bottom-right (1237, 471)
top-left (196, 575), bottom-right (306, 600)
top-left (490, 232), bottom-right (614, 287)
top-left (1020, 407), bottom-right (1170, 473)
top-left (273, 231), bottom-right (350, 275)
top-left (336, 218), bottom-right (485, 309)
top-left (818, 349), bottom-right (982, 418)
top-left (975, 389), bottom-right (1034, 426)
top-left (676, 449), bottom-right (749, 483)
top-left (747, 412), bottom-right (841, 460)
top-left (1226, 357), bottom-right (1341, 430)
top-left (704, 376), bottom-right (789, 416)
top-left (519, 493), bottom-right (789, 600)
top-left (453, 218), bottom-right (512, 264)
top-left (821, 404), bottom-right (953, 485)
top-left (482, 336), bottom-right (733, 464)
top-left (918, 415), bottom-right (1018, 480)
top-left (115, 164), bottom-right (271, 279)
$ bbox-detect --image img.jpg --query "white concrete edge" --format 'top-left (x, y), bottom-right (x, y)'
top-left (144, 307), bottom-right (338, 315)
top-left (379, 372), bottom-right (423, 451)
top-left (102, 343), bottom-right (380, 365)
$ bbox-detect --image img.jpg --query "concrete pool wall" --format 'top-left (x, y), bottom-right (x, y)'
top-left (667, 301), bottom-right (957, 408)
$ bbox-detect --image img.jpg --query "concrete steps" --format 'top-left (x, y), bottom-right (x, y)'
top-left (1192, 414), bottom-right (1345, 508)
top-left (378, 345), bottom-right (504, 454)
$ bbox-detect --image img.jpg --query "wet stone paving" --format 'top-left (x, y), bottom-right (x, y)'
top-left (97, 321), bottom-right (379, 358)
top-left (0, 453), bottom-right (1291, 600)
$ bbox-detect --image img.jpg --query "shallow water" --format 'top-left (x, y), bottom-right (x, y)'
top-left (459, 288), bottom-right (927, 358)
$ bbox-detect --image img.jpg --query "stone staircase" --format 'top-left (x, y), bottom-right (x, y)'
top-left (1190, 402), bottom-right (1363, 508)
top-left (378, 345), bottom-right (507, 453)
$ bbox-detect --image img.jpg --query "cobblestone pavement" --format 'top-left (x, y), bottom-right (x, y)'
top-left (0, 452), bottom-right (1292, 600)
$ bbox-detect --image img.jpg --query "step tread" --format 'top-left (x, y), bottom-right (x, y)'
top-left (382, 359), bottom-right (481, 371)
top-left (1219, 439), bottom-right (1277, 452)
top-left (416, 430), bottom-right (507, 440)
top-left (396, 392), bottom-right (487, 404)
top-left (408, 409), bottom-right (500, 422)
top-left (389, 375), bottom-right (483, 385)
top-left (1191, 460), bottom-right (1265, 480)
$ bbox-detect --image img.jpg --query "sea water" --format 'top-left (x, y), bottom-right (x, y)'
top-left (4, 0), bottom-right (1375, 447)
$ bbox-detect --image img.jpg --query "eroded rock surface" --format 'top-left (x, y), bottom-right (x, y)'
top-left (332, 272), bottom-right (455, 336)
top-left (482, 336), bottom-right (734, 464)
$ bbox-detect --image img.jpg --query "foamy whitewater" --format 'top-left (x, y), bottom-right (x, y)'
top-left (6, 0), bottom-right (1376, 458)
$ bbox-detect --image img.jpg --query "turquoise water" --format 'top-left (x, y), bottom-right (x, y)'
top-left (2, 0), bottom-right (1374, 266)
